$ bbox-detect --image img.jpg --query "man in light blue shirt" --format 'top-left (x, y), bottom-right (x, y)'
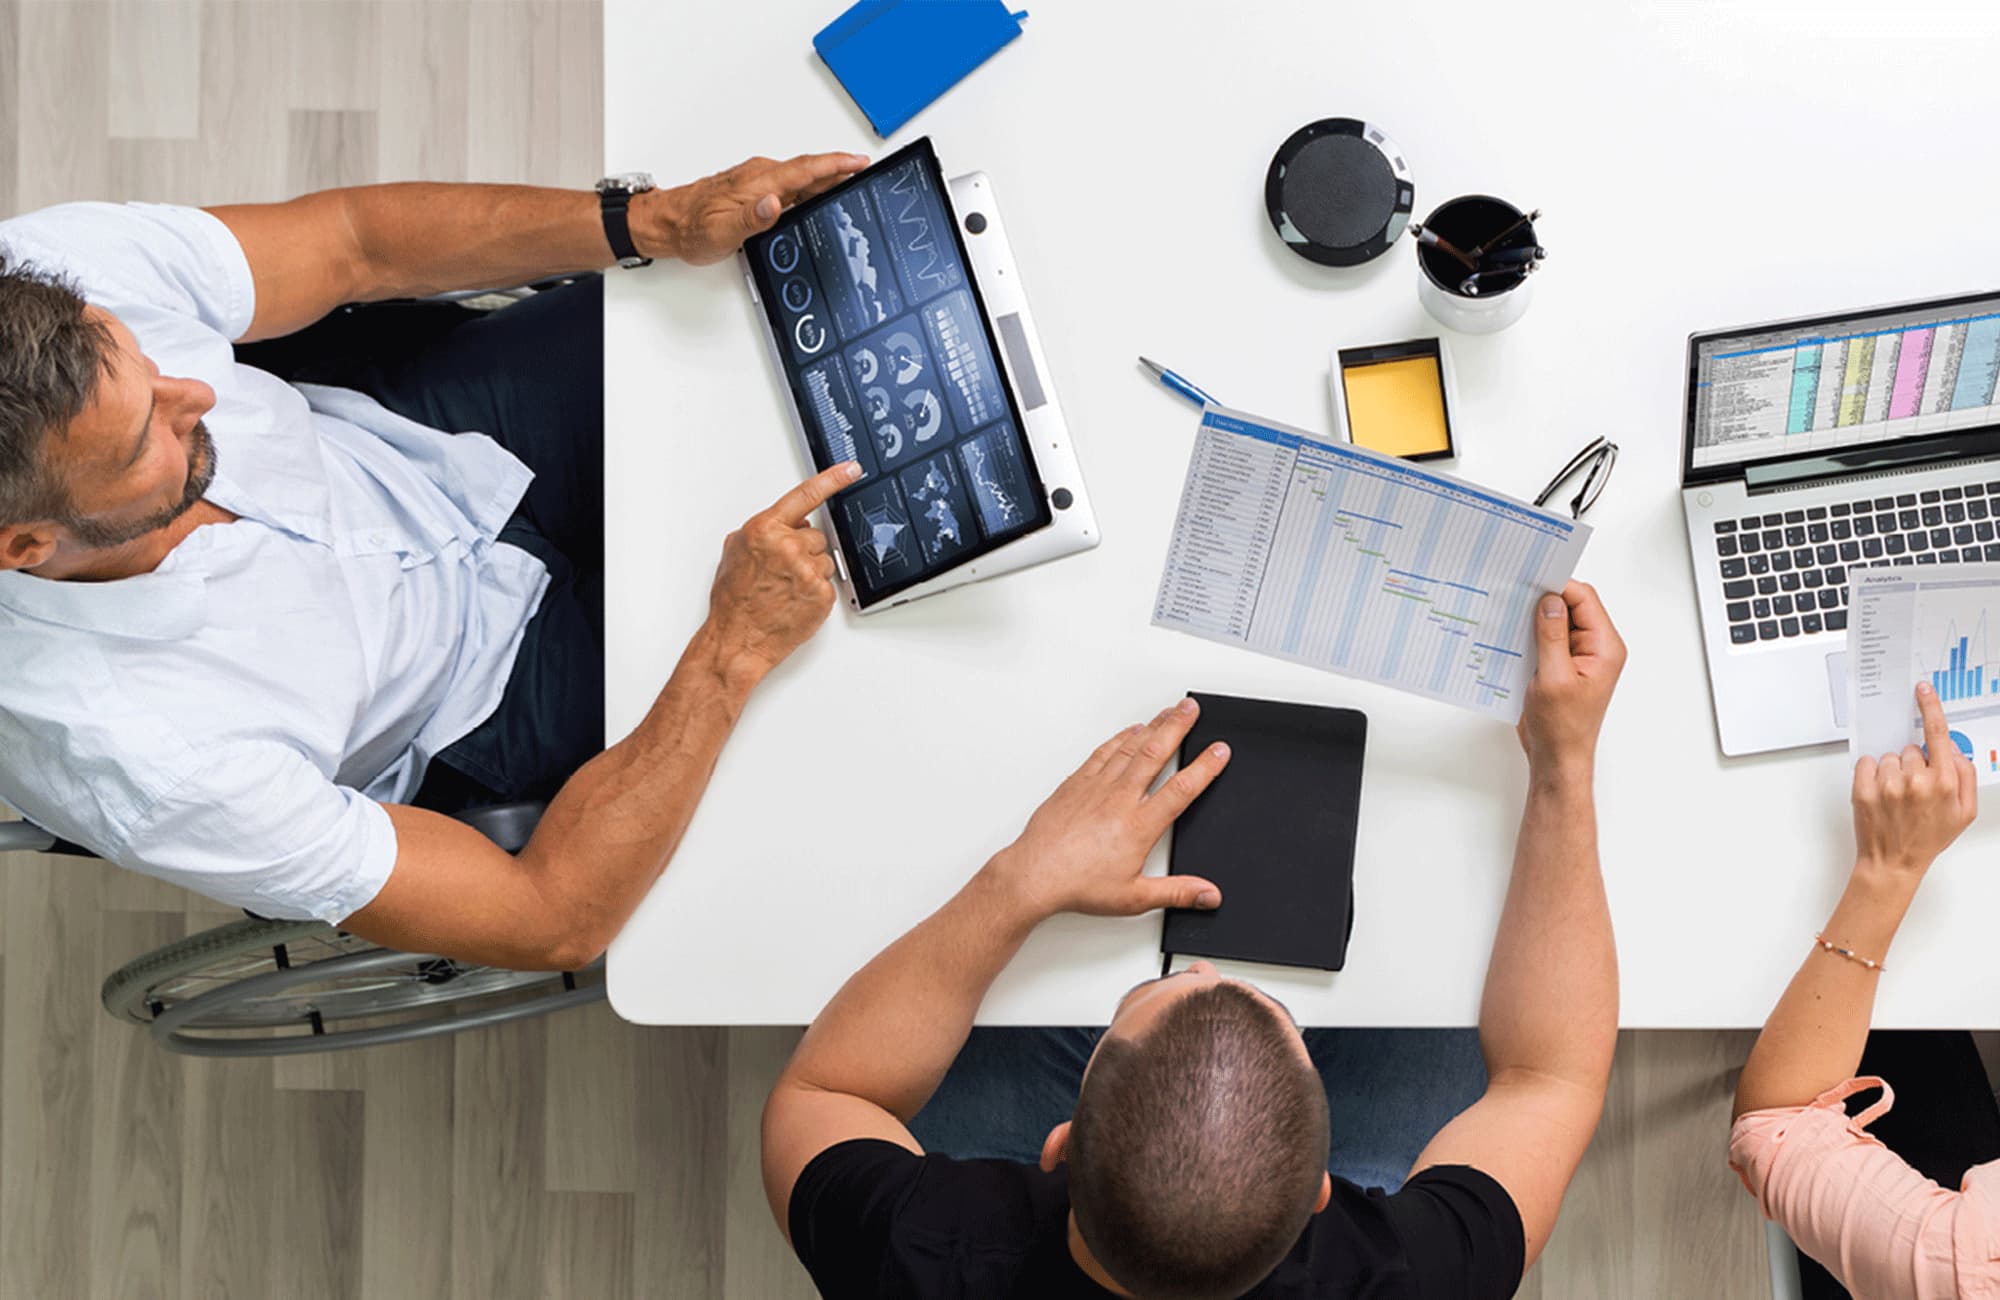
top-left (0, 154), bottom-right (867, 969)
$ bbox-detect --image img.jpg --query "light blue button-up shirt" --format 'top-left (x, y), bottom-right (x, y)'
top-left (0, 202), bottom-right (548, 922)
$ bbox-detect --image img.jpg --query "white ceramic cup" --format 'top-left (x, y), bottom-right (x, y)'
top-left (1416, 195), bottom-right (1536, 334)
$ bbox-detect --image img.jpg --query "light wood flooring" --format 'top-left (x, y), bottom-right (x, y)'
top-left (0, 1), bottom-right (1822, 1295)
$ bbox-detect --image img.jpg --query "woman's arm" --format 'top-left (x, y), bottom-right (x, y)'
top-left (1733, 681), bottom-right (1977, 1119)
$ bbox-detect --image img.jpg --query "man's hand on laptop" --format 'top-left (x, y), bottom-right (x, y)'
top-left (703, 461), bottom-right (861, 691)
top-left (981, 697), bottom-right (1231, 923)
top-left (645, 152), bottom-right (870, 266)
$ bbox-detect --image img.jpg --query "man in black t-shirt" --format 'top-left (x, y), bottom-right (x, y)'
top-left (761, 582), bottom-right (1627, 1299)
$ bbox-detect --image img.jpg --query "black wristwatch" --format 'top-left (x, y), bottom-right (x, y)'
top-left (596, 172), bottom-right (656, 269)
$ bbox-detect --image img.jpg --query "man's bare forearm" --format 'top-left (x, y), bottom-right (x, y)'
top-left (510, 622), bottom-right (757, 960)
top-left (780, 856), bottom-right (1045, 1122)
top-left (336, 182), bottom-right (660, 298)
top-left (1479, 764), bottom-right (1619, 1093)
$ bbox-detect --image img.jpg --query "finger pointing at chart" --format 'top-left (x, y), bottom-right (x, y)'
top-left (705, 463), bottom-right (861, 684)
top-left (1914, 682), bottom-right (1977, 823)
top-left (770, 461), bottom-right (863, 526)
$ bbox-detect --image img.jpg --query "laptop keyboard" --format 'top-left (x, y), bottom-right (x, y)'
top-left (1714, 481), bottom-right (2000, 645)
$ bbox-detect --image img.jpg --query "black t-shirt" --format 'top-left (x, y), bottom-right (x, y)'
top-left (789, 1139), bottom-right (1525, 1299)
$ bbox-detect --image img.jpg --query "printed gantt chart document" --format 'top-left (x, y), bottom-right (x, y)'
top-left (1152, 407), bottom-right (1591, 723)
top-left (1850, 562), bottom-right (2000, 784)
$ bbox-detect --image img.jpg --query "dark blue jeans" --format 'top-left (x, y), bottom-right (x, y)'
top-left (909, 1027), bottom-right (1488, 1192)
top-left (239, 278), bottom-right (606, 810)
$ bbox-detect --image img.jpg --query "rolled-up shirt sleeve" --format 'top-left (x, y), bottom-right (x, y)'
top-left (0, 201), bottom-right (255, 341)
top-left (1730, 1077), bottom-right (2000, 1299)
top-left (113, 742), bottom-right (399, 924)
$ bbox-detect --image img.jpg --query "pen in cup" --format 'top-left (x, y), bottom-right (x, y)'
top-left (1407, 223), bottom-right (1479, 272)
top-left (1139, 356), bottom-right (1222, 409)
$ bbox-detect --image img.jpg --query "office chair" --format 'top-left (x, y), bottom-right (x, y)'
top-left (0, 803), bottom-right (604, 1057)
top-left (1766, 1220), bottom-right (1806, 1300)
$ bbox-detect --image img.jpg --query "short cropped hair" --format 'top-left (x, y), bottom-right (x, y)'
top-left (1068, 982), bottom-right (1331, 1300)
top-left (0, 258), bottom-right (114, 525)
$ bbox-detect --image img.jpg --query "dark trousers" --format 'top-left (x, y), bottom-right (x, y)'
top-left (236, 278), bottom-right (606, 812)
top-left (1796, 1030), bottom-right (2000, 1300)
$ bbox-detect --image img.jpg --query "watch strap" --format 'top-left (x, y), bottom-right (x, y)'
top-left (599, 188), bottom-right (651, 268)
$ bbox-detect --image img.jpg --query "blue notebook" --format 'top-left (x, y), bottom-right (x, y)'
top-left (814, 0), bottom-right (1028, 138)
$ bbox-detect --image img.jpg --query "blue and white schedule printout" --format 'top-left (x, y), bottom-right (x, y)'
top-left (1152, 408), bottom-right (1591, 722)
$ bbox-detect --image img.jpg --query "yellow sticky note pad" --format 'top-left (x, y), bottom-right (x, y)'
top-left (1342, 355), bottom-right (1452, 459)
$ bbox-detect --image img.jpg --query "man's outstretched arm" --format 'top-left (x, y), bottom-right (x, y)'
top-left (208, 151), bottom-right (866, 341)
top-left (1409, 581), bottom-right (1626, 1270)
top-left (759, 699), bottom-right (1231, 1241)
top-left (337, 462), bottom-right (857, 971)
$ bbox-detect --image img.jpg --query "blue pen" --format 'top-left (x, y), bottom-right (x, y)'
top-left (1139, 356), bottom-right (1222, 408)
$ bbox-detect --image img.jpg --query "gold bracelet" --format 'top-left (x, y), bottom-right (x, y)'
top-left (1814, 932), bottom-right (1886, 973)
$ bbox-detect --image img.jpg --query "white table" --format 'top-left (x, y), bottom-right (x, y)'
top-left (604, 0), bottom-right (2000, 1027)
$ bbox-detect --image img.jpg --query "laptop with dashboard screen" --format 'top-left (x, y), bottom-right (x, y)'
top-left (740, 136), bottom-right (1097, 613)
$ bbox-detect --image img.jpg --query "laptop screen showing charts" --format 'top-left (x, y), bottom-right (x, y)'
top-left (1686, 291), bottom-right (2000, 480)
top-left (743, 137), bottom-right (1052, 609)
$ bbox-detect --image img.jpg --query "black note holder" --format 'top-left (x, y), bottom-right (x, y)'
top-left (1161, 693), bottom-right (1367, 974)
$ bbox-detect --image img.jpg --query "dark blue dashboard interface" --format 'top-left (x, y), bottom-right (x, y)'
top-left (745, 137), bottom-right (1051, 608)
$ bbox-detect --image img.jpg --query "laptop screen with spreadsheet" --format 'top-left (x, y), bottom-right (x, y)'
top-left (1685, 290), bottom-right (2000, 482)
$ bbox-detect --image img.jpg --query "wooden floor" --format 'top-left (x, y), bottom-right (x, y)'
top-left (0, 2), bottom-right (1864, 1296)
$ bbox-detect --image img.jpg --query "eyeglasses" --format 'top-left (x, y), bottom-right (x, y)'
top-left (1534, 436), bottom-right (1618, 519)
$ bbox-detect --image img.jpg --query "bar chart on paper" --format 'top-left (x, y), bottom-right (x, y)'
top-left (1152, 408), bottom-right (1591, 722)
top-left (1926, 617), bottom-right (2000, 703)
top-left (1850, 564), bottom-right (2000, 782)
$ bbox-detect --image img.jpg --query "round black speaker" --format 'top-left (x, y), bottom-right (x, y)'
top-left (1265, 118), bottom-right (1415, 267)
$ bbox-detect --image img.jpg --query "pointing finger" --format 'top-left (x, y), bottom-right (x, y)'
top-left (1916, 681), bottom-right (1954, 772)
top-left (767, 461), bottom-right (862, 525)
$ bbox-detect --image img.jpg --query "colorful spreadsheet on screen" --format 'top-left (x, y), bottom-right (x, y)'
top-left (1692, 297), bottom-right (2000, 470)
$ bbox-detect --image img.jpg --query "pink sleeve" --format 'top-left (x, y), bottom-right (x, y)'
top-left (1729, 1077), bottom-right (2000, 1300)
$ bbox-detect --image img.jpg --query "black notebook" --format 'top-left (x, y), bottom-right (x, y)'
top-left (1161, 693), bottom-right (1367, 973)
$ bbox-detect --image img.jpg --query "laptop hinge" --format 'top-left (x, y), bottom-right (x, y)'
top-left (1743, 428), bottom-right (2000, 495)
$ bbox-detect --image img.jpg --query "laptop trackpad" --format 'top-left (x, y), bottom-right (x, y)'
top-left (1826, 651), bottom-right (1850, 728)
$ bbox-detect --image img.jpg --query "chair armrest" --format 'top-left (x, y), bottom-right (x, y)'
top-left (451, 801), bottom-right (546, 854)
top-left (0, 823), bottom-right (58, 853)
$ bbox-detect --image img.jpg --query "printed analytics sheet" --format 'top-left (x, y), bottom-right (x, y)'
top-left (1851, 562), bottom-right (2000, 783)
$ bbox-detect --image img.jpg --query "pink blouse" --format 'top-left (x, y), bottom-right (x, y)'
top-left (1730, 1077), bottom-right (2000, 1299)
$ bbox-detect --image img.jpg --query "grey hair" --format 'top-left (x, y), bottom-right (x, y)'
top-left (0, 257), bottom-right (116, 526)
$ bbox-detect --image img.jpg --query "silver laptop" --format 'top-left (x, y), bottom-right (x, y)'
top-left (1682, 289), bottom-right (2000, 755)
top-left (740, 137), bottom-right (1098, 614)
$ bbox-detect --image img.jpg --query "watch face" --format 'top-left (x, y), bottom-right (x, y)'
top-left (599, 171), bottom-right (655, 194)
